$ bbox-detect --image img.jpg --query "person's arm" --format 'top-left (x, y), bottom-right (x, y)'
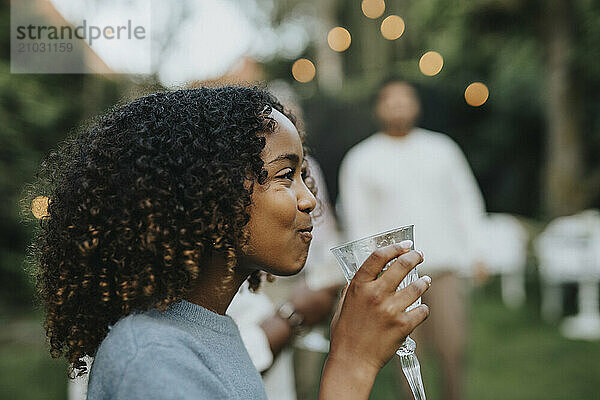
top-left (229, 283), bottom-right (338, 373)
top-left (259, 312), bottom-right (293, 359)
top-left (319, 243), bottom-right (431, 399)
top-left (320, 356), bottom-right (378, 399)
top-left (260, 284), bottom-right (339, 359)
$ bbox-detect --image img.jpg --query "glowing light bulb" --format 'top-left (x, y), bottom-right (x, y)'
top-left (465, 82), bottom-right (489, 106)
top-left (419, 51), bottom-right (444, 76)
top-left (31, 196), bottom-right (50, 219)
top-left (328, 27), bottom-right (351, 52)
top-left (362, 0), bottom-right (385, 19)
top-left (292, 58), bottom-right (316, 83)
top-left (380, 15), bottom-right (405, 40)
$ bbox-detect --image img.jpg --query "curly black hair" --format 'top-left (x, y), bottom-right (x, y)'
top-left (24, 86), bottom-right (314, 376)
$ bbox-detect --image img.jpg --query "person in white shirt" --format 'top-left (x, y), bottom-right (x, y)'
top-left (338, 80), bottom-right (486, 400)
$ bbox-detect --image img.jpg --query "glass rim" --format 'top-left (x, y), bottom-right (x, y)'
top-left (330, 224), bottom-right (414, 252)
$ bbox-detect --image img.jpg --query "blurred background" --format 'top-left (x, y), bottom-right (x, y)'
top-left (2, 0), bottom-right (600, 399)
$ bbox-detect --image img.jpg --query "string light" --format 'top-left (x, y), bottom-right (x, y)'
top-left (361, 0), bottom-right (385, 19)
top-left (380, 15), bottom-right (405, 40)
top-left (327, 27), bottom-right (351, 52)
top-left (465, 82), bottom-right (489, 106)
top-left (31, 196), bottom-right (49, 219)
top-left (292, 58), bottom-right (316, 83)
top-left (419, 51), bottom-right (443, 76)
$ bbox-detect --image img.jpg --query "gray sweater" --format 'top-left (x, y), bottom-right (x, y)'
top-left (87, 300), bottom-right (268, 399)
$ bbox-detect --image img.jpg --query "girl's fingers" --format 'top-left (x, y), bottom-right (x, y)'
top-left (394, 275), bottom-right (432, 310)
top-left (353, 241), bottom-right (413, 283)
top-left (402, 304), bottom-right (430, 332)
top-left (378, 250), bottom-right (424, 292)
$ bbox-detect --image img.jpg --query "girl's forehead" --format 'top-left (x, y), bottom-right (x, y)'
top-left (269, 108), bottom-right (297, 135)
top-left (262, 109), bottom-right (303, 160)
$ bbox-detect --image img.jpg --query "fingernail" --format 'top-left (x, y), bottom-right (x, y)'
top-left (416, 250), bottom-right (424, 259)
top-left (421, 275), bottom-right (431, 285)
top-left (398, 239), bottom-right (413, 250)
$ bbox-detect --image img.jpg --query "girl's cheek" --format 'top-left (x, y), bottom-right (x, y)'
top-left (277, 191), bottom-right (298, 214)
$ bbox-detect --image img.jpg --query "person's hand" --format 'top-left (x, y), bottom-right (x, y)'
top-left (290, 282), bottom-right (339, 327)
top-left (320, 241), bottom-right (430, 399)
top-left (259, 283), bottom-right (340, 360)
top-left (329, 242), bottom-right (430, 371)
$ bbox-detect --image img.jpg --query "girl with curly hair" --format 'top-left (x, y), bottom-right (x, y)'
top-left (26, 86), bottom-right (431, 399)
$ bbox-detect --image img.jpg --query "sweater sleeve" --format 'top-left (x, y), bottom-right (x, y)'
top-left (113, 343), bottom-right (231, 400)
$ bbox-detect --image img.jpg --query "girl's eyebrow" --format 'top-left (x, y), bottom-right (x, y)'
top-left (267, 153), bottom-right (301, 165)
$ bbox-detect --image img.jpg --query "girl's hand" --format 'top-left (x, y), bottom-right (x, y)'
top-left (320, 242), bottom-right (430, 399)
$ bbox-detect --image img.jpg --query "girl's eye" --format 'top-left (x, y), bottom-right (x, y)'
top-left (277, 168), bottom-right (295, 181)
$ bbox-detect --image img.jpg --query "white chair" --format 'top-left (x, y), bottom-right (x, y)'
top-left (479, 213), bottom-right (529, 308)
top-left (535, 210), bottom-right (600, 340)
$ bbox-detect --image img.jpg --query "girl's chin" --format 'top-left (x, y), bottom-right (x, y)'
top-left (263, 259), bottom-right (307, 277)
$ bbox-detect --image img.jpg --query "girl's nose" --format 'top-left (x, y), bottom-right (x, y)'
top-left (298, 181), bottom-right (317, 213)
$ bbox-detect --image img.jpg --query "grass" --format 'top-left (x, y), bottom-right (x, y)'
top-left (0, 313), bottom-right (67, 400)
top-left (1, 279), bottom-right (599, 400)
top-left (463, 284), bottom-right (600, 400)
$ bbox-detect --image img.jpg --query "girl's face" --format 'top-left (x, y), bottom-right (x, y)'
top-left (243, 109), bottom-right (316, 276)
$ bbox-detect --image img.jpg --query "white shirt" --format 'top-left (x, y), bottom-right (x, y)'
top-left (338, 128), bottom-right (486, 276)
top-left (303, 156), bottom-right (345, 290)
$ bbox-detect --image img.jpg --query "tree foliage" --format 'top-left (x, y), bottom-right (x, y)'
top-left (0, 2), bottom-right (123, 309)
top-left (265, 0), bottom-right (600, 218)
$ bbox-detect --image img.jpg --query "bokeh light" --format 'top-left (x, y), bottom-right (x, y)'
top-left (419, 51), bottom-right (444, 76)
top-left (380, 15), bottom-right (405, 40)
top-left (361, 0), bottom-right (385, 19)
top-left (327, 27), bottom-right (352, 52)
top-left (31, 196), bottom-right (49, 219)
top-left (292, 58), bottom-right (316, 83)
top-left (465, 82), bottom-right (489, 106)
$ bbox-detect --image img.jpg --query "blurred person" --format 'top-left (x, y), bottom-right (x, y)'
top-left (27, 86), bottom-right (431, 399)
top-left (338, 80), bottom-right (486, 400)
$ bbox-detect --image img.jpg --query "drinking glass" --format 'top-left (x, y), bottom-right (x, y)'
top-left (330, 224), bottom-right (420, 355)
